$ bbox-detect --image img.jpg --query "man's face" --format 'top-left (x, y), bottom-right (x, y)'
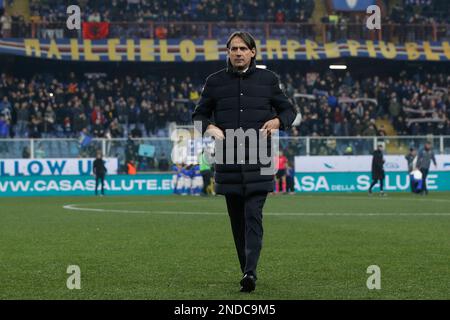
top-left (227, 36), bottom-right (256, 70)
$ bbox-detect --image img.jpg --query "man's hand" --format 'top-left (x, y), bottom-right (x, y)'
top-left (206, 124), bottom-right (225, 140)
top-left (261, 117), bottom-right (280, 137)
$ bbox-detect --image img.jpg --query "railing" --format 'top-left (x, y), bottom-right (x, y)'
top-left (3, 21), bottom-right (448, 43)
top-left (1, 136), bottom-right (449, 173)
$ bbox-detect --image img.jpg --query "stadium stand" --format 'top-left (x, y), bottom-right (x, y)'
top-left (0, 67), bottom-right (448, 141)
top-left (0, 0), bottom-right (448, 41)
top-left (0, 72), bottom-right (199, 138)
top-left (0, 0), bottom-right (448, 168)
top-left (27, 0), bottom-right (315, 23)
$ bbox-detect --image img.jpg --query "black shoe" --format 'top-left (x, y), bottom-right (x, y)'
top-left (240, 274), bottom-right (256, 293)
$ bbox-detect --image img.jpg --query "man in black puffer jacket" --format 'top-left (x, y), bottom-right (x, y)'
top-left (192, 31), bottom-right (297, 292)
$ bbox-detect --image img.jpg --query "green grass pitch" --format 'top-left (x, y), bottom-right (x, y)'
top-left (1, 193), bottom-right (449, 299)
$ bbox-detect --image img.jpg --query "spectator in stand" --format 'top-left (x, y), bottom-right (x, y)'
top-left (0, 13), bottom-right (12, 38)
top-left (22, 146), bottom-right (31, 158)
top-left (79, 127), bottom-right (93, 157)
top-left (43, 105), bottom-right (56, 136)
top-left (91, 105), bottom-right (105, 126)
top-left (127, 98), bottom-right (140, 131)
top-left (92, 118), bottom-right (105, 137)
top-left (109, 118), bottom-right (124, 138)
top-left (87, 11), bottom-right (102, 22)
top-left (0, 96), bottom-right (11, 115)
top-left (0, 114), bottom-right (10, 153)
top-left (0, 114), bottom-right (10, 137)
top-left (15, 102), bottom-right (29, 137)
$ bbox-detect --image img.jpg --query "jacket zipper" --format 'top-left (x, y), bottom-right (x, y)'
top-left (237, 74), bottom-right (242, 129)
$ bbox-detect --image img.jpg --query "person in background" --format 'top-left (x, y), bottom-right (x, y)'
top-left (275, 150), bottom-right (288, 194)
top-left (199, 149), bottom-right (212, 196)
top-left (22, 146), bottom-right (30, 159)
top-left (343, 145), bottom-right (354, 155)
top-left (35, 143), bottom-right (46, 158)
top-left (127, 159), bottom-right (137, 175)
top-left (157, 152), bottom-right (170, 171)
top-left (0, 114), bottom-right (10, 155)
top-left (405, 147), bottom-right (417, 192)
top-left (180, 164), bottom-right (192, 196)
top-left (191, 163), bottom-right (203, 196)
top-left (0, 114), bottom-right (10, 138)
top-left (93, 151), bottom-right (107, 196)
top-left (0, 13), bottom-right (12, 38)
top-left (368, 143), bottom-right (386, 196)
top-left (285, 161), bottom-right (295, 195)
top-left (172, 163), bottom-right (183, 195)
top-left (79, 128), bottom-right (92, 157)
top-left (416, 141), bottom-right (437, 195)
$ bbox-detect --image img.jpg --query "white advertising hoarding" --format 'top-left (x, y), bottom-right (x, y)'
top-left (0, 158), bottom-right (119, 176)
top-left (295, 155), bottom-right (450, 173)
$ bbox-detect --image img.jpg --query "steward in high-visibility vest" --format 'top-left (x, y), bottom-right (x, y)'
top-left (127, 161), bottom-right (137, 175)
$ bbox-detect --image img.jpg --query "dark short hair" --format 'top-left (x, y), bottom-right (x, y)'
top-left (226, 31), bottom-right (257, 56)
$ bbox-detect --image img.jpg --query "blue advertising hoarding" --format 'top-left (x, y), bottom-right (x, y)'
top-left (1, 172), bottom-right (450, 196)
top-left (332, 0), bottom-right (376, 11)
top-left (293, 172), bottom-right (450, 193)
top-left (0, 174), bottom-right (174, 196)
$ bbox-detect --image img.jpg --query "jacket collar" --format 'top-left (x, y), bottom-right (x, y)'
top-left (226, 58), bottom-right (257, 76)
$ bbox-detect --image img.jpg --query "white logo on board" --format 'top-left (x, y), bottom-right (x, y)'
top-left (346, 0), bottom-right (358, 9)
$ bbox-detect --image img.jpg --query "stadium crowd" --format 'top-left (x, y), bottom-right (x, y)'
top-left (284, 69), bottom-right (449, 137)
top-left (321, 0), bottom-right (448, 42)
top-left (1, 0), bottom-right (447, 40)
top-left (0, 72), bottom-right (197, 139)
top-left (391, 0), bottom-right (448, 24)
top-left (0, 0), bottom-right (315, 39)
top-left (28, 0), bottom-right (315, 23)
top-left (0, 68), bottom-right (448, 141)
top-left (322, 0), bottom-right (448, 25)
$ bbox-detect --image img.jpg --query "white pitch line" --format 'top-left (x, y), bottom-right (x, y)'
top-left (300, 195), bottom-right (450, 203)
top-left (62, 204), bottom-right (450, 216)
top-left (63, 204), bottom-right (223, 215)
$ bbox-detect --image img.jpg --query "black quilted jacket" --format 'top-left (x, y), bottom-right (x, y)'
top-left (192, 59), bottom-right (297, 196)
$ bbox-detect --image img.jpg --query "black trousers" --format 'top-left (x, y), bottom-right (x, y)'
top-left (225, 192), bottom-right (268, 278)
top-left (369, 178), bottom-right (384, 192)
top-left (201, 170), bottom-right (211, 194)
top-left (286, 176), bottom-right (295, 192)
top-left (369, 173), bottom-right (384, 192)
top-left (420, 168), bottom-right (429, 193)
top-left (95, 174), bottom-right (105, 195)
